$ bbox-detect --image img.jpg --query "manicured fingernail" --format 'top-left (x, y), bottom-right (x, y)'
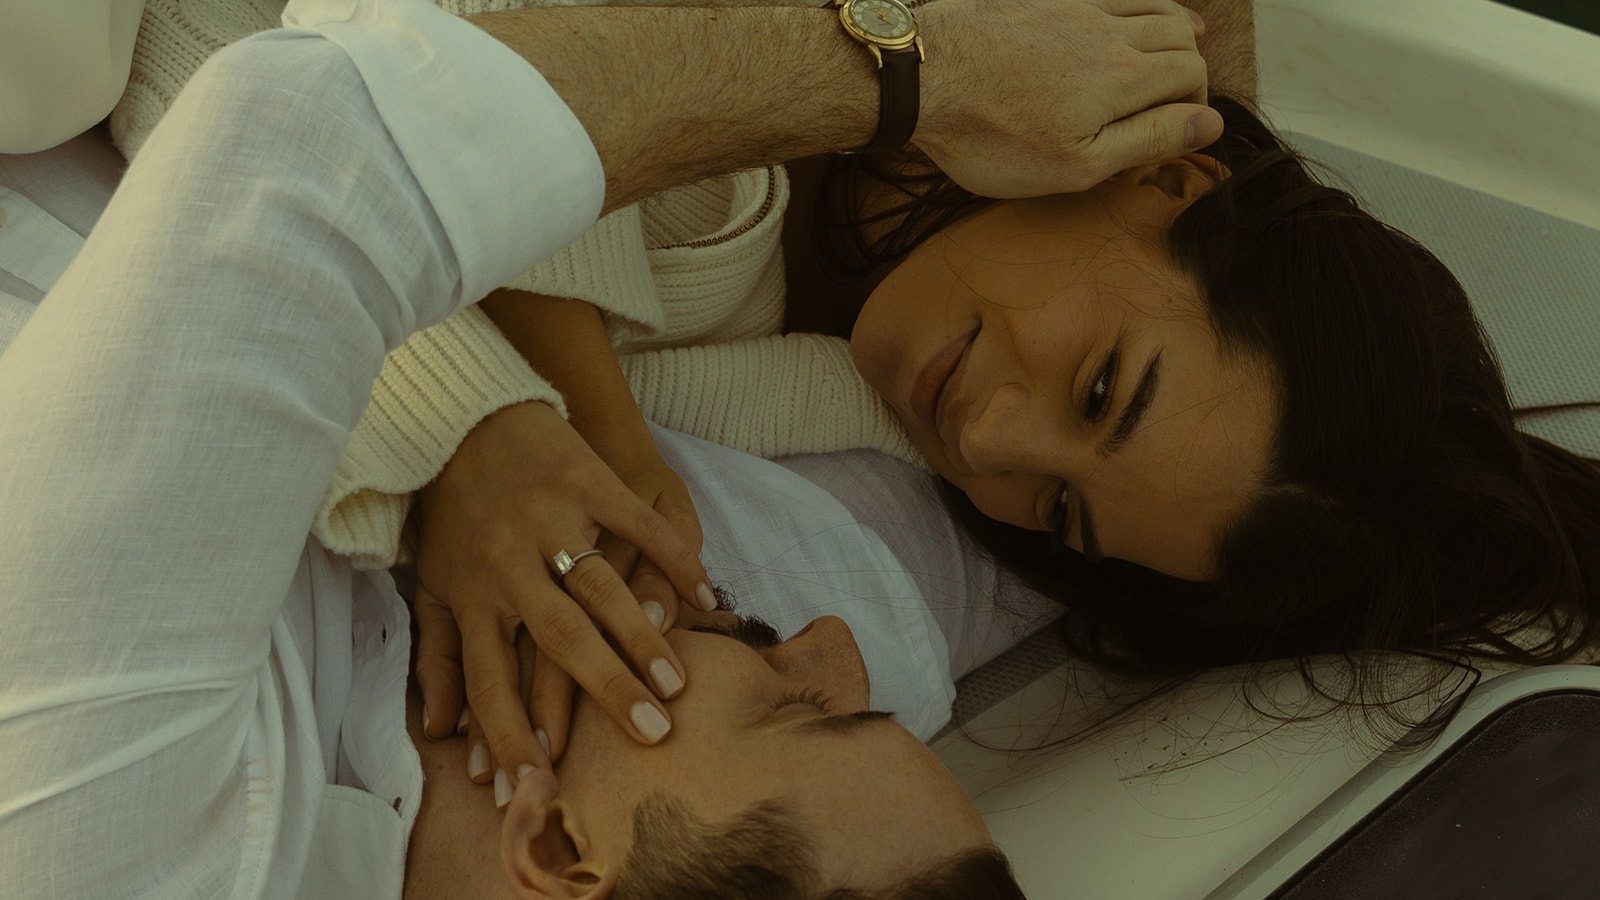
top-left (516, 764), bottom-right (537, 781)
top-left (468, 742), bottom-right (490, 779)
top-left (1186, 6), bottom-right (1205, 30)
top-left (1188, 111), bottom-right (1222, 149)
top-left (640, 600), bottom-right (665, 631)
top-left (456, 708), bottom-right (471, 735)
top-left (695, 583), bottom-right (717, 612)
top-left (534, 727), bottom-right (551, 758)
top-left (630, 702), bottom-right (671, 743)
top-left (650, 657), bottom-right (684, 696)
top-left (422, 705), bottom-right (432, 738)
top-left (494, 769), bottom-right (512, 808)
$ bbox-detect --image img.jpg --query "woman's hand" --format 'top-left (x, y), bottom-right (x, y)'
top-left (411, 399), bottom-right (712, 791)
top-left (522, 415), bottom-right (707, 760)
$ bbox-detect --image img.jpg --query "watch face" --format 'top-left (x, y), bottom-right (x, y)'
top-left (848, 0), bottom-right (914, 41)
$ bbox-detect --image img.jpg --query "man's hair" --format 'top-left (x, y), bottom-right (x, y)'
top-left (612, 793), bottom-right (1026, 900)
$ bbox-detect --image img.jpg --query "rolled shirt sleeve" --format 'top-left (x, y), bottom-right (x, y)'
top-left (0, 1), bottom-right (603, 896)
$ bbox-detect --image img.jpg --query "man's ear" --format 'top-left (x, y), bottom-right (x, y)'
top-left (1107, 153), bottom-right (1228, 200)
top-left (500, 769), bottom-right (620, 899)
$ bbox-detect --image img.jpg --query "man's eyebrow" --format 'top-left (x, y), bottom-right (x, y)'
top-left (689, 616), bottom-right (781, 651)
top-left (795, 710), bottom-right (898, 735)
top-left (1099, 350), bottom-right (1163, 457)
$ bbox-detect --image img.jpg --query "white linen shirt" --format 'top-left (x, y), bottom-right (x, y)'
top-left (0, 0), bottom-right (602, 896)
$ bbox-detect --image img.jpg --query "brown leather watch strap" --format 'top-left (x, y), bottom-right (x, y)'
top-left (860, 46), bottom-right (919, 154)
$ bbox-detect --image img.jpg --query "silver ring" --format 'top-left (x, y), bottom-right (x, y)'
top-left (551, 548), bottom-right (605, 580)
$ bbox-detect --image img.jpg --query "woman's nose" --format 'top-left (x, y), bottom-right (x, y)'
top-left (764, 616), bottom-right (871, 713)
top-left (959, 387), bottom-right (1066, 475)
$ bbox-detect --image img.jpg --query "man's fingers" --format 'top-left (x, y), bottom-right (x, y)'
top-left (412, 582), bottom-right (467, 741)
top-left (1087, 102), bottom-right (1222, 178)
top-left (1122, 9), bottom-right (1201, 53)
top-left (1102, 0), bottom-right (1198, 24)
top-left (1101, 41), bottom-right (1210, 119)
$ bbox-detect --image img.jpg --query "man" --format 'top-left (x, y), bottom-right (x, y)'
top-left (0, 0), bottom-right (1214, 895)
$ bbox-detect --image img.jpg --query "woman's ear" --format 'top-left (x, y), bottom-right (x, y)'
top-left (500, 768), bottom-right (620, 899)
top-left (1108, 153), bottom-right (1228, 199)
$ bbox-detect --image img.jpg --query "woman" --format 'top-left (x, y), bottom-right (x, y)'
top-left (827, 101), bottom-right (1600, 717)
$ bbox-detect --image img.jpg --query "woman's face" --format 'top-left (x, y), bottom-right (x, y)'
top-left (850, 157), bottom-right (1278, 580)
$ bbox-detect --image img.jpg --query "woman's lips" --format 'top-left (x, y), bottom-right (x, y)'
top-left (910, 327), bottom-right (977, 435)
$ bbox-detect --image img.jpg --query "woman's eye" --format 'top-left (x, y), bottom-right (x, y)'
top-left (1086, 349), bottom-right (1118, 423)
top-left (1051, 487), bottom-right (1072, 540)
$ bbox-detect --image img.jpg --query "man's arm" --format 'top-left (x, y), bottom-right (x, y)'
top-left (469, 0), bottom-right (1220, 211)
top-left (1186, 0), bottom-right (1256, 102)
top-left (0, 4), bottom-right (607, 892)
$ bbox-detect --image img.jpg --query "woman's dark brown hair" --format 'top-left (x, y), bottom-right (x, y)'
top-left (818, 96), bottom-right (1600, 737)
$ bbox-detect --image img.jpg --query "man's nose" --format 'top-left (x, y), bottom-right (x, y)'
top-left (764, 616), bottom-right (871, 713)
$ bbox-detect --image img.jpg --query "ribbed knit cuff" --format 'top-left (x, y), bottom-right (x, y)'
top-left (505, 204), bottom-right (665, 334)
top-left (619, 333), bottom-right (925, 467)
top-left (111, 0), bottom-right (285, 160)
top-left (314, 304), bottom-right (565, 569)
top-left (624, 167), bottom-right (789, 349)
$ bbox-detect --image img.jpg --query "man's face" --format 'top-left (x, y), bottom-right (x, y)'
top-left (555, 613), bottom-right (991, 888)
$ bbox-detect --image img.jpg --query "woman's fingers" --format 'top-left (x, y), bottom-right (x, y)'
top-left (514, 628), bottom-right (559, 769)
top-left (412, 582), bottom-right (468, 741)
top-left (627, 559), bottom-right (682, 635)
top-left (591, 478), bottom-right (715, 613)
top-left (553, 546), bottom-right (686, 703)
top-left (593, 529), bottom-right (642, 595)
top-left (458, 609), bottom-right (539, 786)
top-left (527, 583), bottom-right (676, 745)
top-left (593, 529), bottom-right (675, 636)
top-left (528, 650), bottom-right (578, 762)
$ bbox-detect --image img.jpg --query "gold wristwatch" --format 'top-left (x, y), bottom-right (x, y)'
top-left (835, 0), bottom-right (924, 153)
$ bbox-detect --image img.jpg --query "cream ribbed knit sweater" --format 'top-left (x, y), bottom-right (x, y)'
top-left (112, 0), bottom-right (918, 568)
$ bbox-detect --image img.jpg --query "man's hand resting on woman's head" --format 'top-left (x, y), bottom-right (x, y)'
top-left (411, 400), bottom-right (711, 796)
top-left (912, 0), bottom-right (1220, 198)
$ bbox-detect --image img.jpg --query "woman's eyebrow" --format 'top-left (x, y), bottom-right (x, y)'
top-left (1099, 350), bottom-right (1163, 457)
